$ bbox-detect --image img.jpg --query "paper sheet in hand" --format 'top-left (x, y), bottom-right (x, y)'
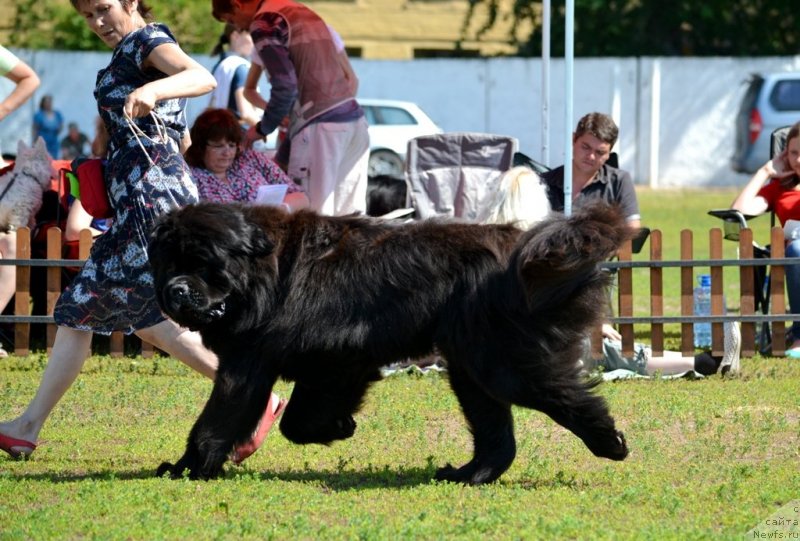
top-left (254, 184), bottom-right (289, 206)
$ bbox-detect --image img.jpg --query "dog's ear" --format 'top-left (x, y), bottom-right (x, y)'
top-left (149, 213), bottom-right (174, 243)
top-left (33, 137), bottom-right (47, 155)
top-left (243, 221), bottom-right (274, 257)
top-left (147, 214), bottom-right (180, 262)
top-left (16, 139), bottom-right (30, 154)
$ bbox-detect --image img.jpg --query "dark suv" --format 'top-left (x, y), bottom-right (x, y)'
top-left (731, 72), bottom-right (800, 173)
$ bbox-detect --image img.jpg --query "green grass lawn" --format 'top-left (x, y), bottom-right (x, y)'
top-left (1, 188), bottom-right (798, 540)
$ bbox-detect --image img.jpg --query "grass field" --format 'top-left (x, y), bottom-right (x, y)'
top-left (1, 188), bottom-right (798, 540)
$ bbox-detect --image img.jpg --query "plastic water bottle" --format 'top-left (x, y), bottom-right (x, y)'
top-left (693, 274), bottom-right (712, 348)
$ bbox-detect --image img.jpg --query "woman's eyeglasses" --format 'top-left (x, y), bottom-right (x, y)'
top-left (206, 141), bottom-right (238, 152)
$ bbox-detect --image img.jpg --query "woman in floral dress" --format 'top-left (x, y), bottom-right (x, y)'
top-left (185, 107), bottom-right (307, 210)
top-left (0, 0), bottom-right (284, 463)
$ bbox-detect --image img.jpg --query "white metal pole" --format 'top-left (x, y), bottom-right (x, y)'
top-left (541, 0), bottom-right (550, 165)
top-left (563, 0), bottom-right (574, 216)
top-left (649, 59), bottom-right (661, 188)
top-left (611, 63), bottom-right (621, 131)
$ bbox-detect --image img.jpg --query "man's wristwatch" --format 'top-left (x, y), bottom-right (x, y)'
top-left (255, 123), bottom-right (267, 138)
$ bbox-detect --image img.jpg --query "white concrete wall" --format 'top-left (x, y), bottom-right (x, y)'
top-left (2, 49), bottom-right (799, 186)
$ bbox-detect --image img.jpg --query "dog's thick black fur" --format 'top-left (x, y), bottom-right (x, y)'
top-left (366, 174), bottom-right (407, 217)
top-left (149, 202), bottom-right (631, 484)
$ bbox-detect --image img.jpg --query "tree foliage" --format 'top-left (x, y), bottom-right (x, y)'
top-left (8, 0), bottom-right (224, 54)
top-left (465, 0), bottom-right (799, 56)
top-left (8, 0), bottom-right (798, 57)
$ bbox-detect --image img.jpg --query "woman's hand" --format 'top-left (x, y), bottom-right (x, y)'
top-left (765, 149), bottom-right (795, 180)
top-left (732, 152), bottom-right (783, 216)
top-left (601, 323), bottom-right (621, 341)
top-left (243, 124), bottom-right (263, 149)
top-left (124, 86), bottom-right (158, 119)
top-left (124, 42), bottom-right (215, 120)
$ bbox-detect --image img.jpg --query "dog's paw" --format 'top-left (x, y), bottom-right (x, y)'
top-left (280, 414), bottom-right (357, 444)
top-left (587, 429), bottom-right (629, 461)
top-left (334, 416), bottom-right (356, 439)
top-left (434, 463), bottom-right (459, 482)
top-left (610, 430), bottom-right (629, 460)
top-left (434, 461), bottom-right (501, 485)
top-left (156, 461), bottom-right (183, 479)
top-left (434, 463), bottom-right (480, 485)
top-left (156, 451), bottom-right (219, 480)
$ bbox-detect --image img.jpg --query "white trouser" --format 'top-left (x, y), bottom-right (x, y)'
top-left (287, 116), bottom-right (369, 216)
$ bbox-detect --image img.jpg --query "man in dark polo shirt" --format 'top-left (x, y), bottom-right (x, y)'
top-left (541, 112), bottom-right (641, 229)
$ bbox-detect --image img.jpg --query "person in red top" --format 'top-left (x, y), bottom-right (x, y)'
top-left (732, 120), bottom-right (800, 356)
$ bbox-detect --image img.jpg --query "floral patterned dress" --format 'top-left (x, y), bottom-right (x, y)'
top-left (191, 149), bottom-right (302, 203)
top-left (54, 24), bottom-right (199, 334)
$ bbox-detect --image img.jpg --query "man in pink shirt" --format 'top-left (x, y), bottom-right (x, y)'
top-left (213, 0), bottom-right (369, 216)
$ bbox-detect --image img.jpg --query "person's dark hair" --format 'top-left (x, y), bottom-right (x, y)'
top-left (70, 0), bottom-right (154, 21)
top-left (184, 108), bottom-right (242, 168)
top-left (574, 112), bottom-right (619, 148)
top-left (211, 23), bottom-right (237, 57)
top-left (39, 94), bottom-right (52, 110)
top-left (211, 0), bottom-right (236, 21)
top-left (779, 120), bottom-right (800, 189)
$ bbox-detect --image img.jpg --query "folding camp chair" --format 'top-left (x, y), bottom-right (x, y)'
top-left (404, 132), bottom-right (518, 222)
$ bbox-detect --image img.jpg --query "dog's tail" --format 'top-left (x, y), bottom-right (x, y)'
top-left (433, 202), bottom-right (633, 481)
top-left (504, 202), bottom-right (634, 347)
top-left (481, 202), bottom-right (633, 463)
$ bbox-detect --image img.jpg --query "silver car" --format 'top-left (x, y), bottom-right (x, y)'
top-left (731, 72), bottom-right (800, 173)
top-left (360, 99), bottom-right (443, 177)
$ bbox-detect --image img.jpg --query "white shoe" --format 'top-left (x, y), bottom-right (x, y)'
top-left (721, 322), bottom-right (741, 375)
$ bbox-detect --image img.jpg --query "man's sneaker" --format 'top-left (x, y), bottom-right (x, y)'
top-left (721, 321), bottom-right (741, 375)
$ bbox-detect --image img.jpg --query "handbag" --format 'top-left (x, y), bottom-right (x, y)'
top-left (69, 112), bottom-right (167, 220)
top-left (71, 157), bottom-right (113, 219)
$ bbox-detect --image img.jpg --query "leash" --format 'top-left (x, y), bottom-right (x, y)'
top-left (124, 111), bottom-right (168, 167)
top-left (0, 168), bottom-right (40, 204)
top-left (0, 175), bottom-right (16, 203)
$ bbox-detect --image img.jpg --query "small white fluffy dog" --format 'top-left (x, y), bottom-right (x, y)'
top-left (484, 165), bottom-right (552, 229)
top-left (0, 138), bottom-right (54, 232)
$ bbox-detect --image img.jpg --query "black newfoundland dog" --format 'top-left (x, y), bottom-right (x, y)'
top-left (149, 202), bottom-right (631, 484)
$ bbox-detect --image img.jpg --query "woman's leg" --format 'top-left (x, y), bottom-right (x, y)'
top-left (135, 319), bottom-right (218, 380)
top-left (0, 232), bottom-right (17, 314)
top-left (784, 240), bottom-right (800, 348)
top-left (0, 326), bottom-right (93, 452)
top-left (644, 352), bottom-right (696, 376)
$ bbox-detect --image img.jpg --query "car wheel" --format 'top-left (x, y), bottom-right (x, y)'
top-left (368, 150), bottom-right (405, 177)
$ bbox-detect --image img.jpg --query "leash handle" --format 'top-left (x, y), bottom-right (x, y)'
top-left (123, 111), bottom-right (168, 167)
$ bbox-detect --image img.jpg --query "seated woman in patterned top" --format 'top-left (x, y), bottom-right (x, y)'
top-left (185, 108), bottom-right (308, 210)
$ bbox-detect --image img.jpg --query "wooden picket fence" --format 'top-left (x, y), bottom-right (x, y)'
top-left (599, 225), bottom-right (796, 359)
top-left (0, 224), bottom-right (796, 359)
top-left (0, 226), bottom-right (153, 357)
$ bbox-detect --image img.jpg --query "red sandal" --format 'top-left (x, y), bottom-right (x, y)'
top-left (230, 394), bottom-right (287, 465)
top-left (0, 432), bottom-right (37, 459)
